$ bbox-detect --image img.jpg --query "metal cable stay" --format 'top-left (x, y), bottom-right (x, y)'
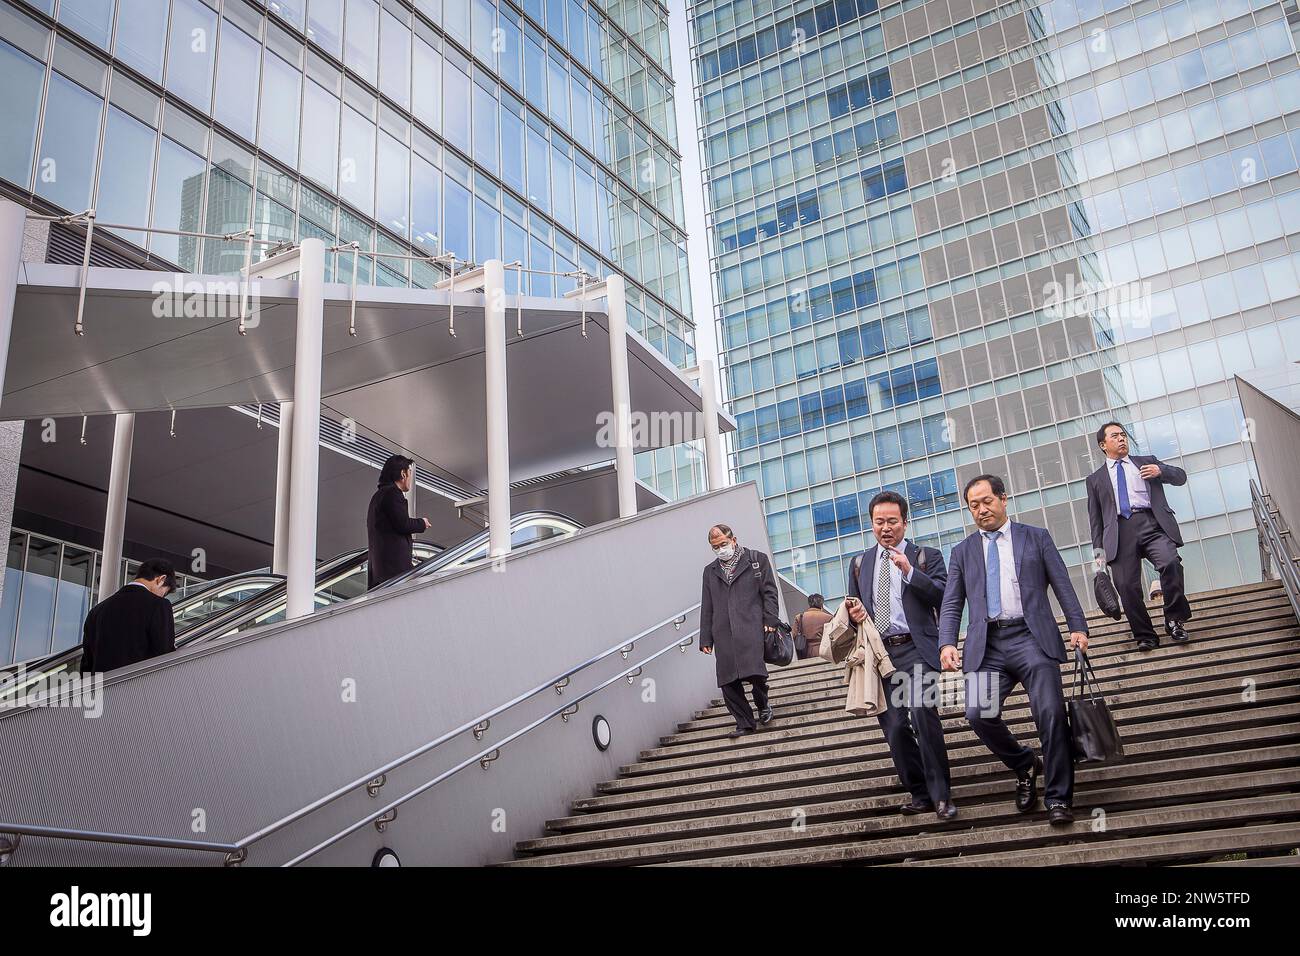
top-left (0, 603), bottom-right (700, 867)
top-left (1251, 480), bottom-right (1300, 624)
top-left (24, 210), bottom-right (609, 340)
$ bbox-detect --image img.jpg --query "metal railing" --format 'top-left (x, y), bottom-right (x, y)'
top-left (1252, 480), bottom-right (1300, 624)
top-left (0, 602), bottom-right (700, 867)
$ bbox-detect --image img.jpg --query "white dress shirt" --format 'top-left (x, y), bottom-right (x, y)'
top-left (983, 519), bottom-right (1024, 620)
top-left (1106, 456), bottom-right (1151, 513)
top-left (872, 539), bottom-right (914, 636)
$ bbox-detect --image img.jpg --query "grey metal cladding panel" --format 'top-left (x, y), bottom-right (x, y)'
top-left (0, 482), bottom-right (773, 866)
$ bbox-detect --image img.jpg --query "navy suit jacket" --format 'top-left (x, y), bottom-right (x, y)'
top-left (846, 541), bottom-right (947, 670)
top-left (939, 521), bottom-right (1088, 673)
top-left (1086, 454), bottom-right (1186, 563)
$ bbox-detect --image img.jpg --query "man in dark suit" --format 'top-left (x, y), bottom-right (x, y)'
top-left (1087, 422), bottom-right (1191, 650)
top-left (367, 454), bottom-right (431, 590)
top-left (80, 558), bottom-right (178, 674)
top-left (939, 475), bottom-right (1089, 826)
top-left (846, 490), bottom-right (954, 822)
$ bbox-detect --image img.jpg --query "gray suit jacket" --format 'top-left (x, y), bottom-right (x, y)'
top-left (1086, 455), bottom-right (1186, 562)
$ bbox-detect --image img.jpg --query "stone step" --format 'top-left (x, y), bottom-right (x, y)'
top-left (670, 801), bottom-right (1300, 868)
top-left (654, 661), bottom-right (1300, 759)
top-left (686, 624), bottom-right (1294, 728)
top-left (505, 771), bottom-right (1300, 866)
top-left (520, 745), bottom-right (1300, 854)
top-left (548, 741), bottom-right (1300, 835)
top-left (692, 612), bottom-right (1297, 719)
top-left (622, 676), bottom-right (1300, 778)
top-left (598, 700), bottom-right (1300, 794)
top-left (568, 721), bottom-right (1300, 815)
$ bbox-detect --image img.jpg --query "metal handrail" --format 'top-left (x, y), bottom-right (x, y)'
top-left (1251, 480), bottom-right (1300, 623)
top-left (282, 627), bottom-right (700, 867)
top-left (0, 603), bottom-right (700, 865)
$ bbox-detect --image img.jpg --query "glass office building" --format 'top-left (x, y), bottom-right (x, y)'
top-left (691, 0), bottom-right (1300, 603)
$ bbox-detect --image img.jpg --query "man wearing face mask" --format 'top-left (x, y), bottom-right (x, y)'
top-left (699, 524), bottom-right (781, 738)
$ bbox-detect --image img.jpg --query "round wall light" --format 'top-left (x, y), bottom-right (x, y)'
top-left (592, 715), bottom-right (612, 751)
top-left (372, 848), bottom-right (401, 867)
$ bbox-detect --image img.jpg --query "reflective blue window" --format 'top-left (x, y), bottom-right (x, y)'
top-left (261, 51), bottom-right (301, 167)
top-left (443, 176), bottom-right (471, 261)
top-left (0, 41), bottom-right (43, 190)
top-left (377, 132), bottom-right (410, 237)
top-left (167, 0), bottom-right (218, 109)
top-left (444, 60), bottom-right (471, 154)
top-left (339, 107), bottom-right (375, 215)
top-left (151, 137), bottom-right (205, 270)
top-left (308, 0), bottom-right (344, 58)
top-left (36, 73), bottom-right (103, 213)
top-left (59, 0), bottom-right (112, 49)
top-left (345, 0), bottom-right (379, 84)
top-left (813, 500), bottom-right (838, 541)
top-left (473, 84), bottom-right (500, 174)
top-left (301, 80), bottom-right (339, 190)
top-left (97, 107), bottom-right (156, 248)
top-left (411, 154), bottom-right (440, 251)
top-left (115, 0), bottom-right (167, 81)
top-left (379, 10), bottom-right (412, 111)
top-left (214, 22), bottom-right (259, 142)
top-left (835, 494), bottom-right (860, 535)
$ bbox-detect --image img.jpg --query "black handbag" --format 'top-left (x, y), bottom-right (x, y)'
top-left (764, 620), bottom-right (795, 667)
top-left (1069, 649), bottom-right (1125, 764)
top-left (1093, 568), bottom-right (1123, 620)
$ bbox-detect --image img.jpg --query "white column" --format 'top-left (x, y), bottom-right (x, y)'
top-left (0, 200), bottom-right (24, 401)
top-left (285, 240), bottom-right (325, 619)
top-left (99, 413), bottom-right (135, 602)
top-left (484, 259), bottom-right (511, 557)
top-left (605, 274), bottom-right (637, 518)
top-left (699, 358), bottom-right (727, 491)
top-left (271, 400), bottom-right (294, 575)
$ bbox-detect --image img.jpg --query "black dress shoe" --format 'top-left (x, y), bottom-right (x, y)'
top-left (1167, 620), bottom-right (1189, 643)
top-left (1015, 755), bottom-right (1043, 813)
top-left (899, 796), bottom-right (935, 815)
top-left (758, 707), bottom-right (774, 725)
top-left (727, 726), bottom-right (755, 739)
top-left (1047, 803), bottom-right (1074, 826)
top-left (1136, 636), bottom-right (1159, 652)
top-left (935, 800), bottom-right (958, 822)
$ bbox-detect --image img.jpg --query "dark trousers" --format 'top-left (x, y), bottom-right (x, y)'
top-left (721, 676), bottom-right (769, 731)
top-left (1111, 509), bottom-right (1192, 643)
top-left (877, 639), bottom-right (951, 804)
top-left (964, 621), bottom-right (1074, 806)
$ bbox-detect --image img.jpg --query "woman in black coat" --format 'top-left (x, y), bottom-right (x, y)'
top-left (700, 524), bottom-right (781, 737)
top-left (367, 455), bottom-right (430, 590)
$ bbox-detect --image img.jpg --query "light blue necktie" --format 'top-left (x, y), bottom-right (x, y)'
top-left (983, 530), bottom-right (1002, 620)
top-left (1116, 460), bottom-right (1132, 518)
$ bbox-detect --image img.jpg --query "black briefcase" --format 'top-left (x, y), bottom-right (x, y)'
top-left (763, 621), bottom-right (795, 667)
top-left (1093, 569), bottom-right (1123, 620)
top-left (1069, 650), bottom-right (1125, 764)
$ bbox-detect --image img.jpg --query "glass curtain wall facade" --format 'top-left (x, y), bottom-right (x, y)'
top-left (0, 0), bottom-right (703, 508)
top-left (692, 0), bottom-right (1300, 604)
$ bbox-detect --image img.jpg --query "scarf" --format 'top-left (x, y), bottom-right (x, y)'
top-left (720, 546), bottom-right (746, 583)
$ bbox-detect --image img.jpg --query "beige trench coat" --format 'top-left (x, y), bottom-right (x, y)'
top-left (819, 602), bottom-right (896, 716)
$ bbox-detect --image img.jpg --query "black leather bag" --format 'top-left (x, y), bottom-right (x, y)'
top-left (764, 620), bottom-right (795, 667)
top-left (1069, 650), bottom-right (1125, 764)
top-left (1093, 568), bottom-right (1123, 620)
top-left (793, 613), bottom-right (809, 659)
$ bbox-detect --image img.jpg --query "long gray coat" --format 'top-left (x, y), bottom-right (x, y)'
top-left (700, 548), bottom-right (780, 686)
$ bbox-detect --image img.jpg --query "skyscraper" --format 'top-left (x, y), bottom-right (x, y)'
top-left (691, 0), bottom-right (1300, 603)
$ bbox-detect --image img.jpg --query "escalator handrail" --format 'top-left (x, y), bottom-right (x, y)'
top-left (378, 510), bottom-right (583, 591)
top-left (0, 602), bottom-right (701, 864)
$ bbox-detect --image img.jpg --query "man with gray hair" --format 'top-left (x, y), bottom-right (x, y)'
top-left (699, 524), bottom-right (780, 738)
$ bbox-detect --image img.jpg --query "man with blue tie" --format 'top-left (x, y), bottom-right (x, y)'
top-left (939, 475), bottom-right (1089, 826)
top-left (1086, 423), bottom-right (1192, 651)
top-left (846, 491), bottom-right (955, 822)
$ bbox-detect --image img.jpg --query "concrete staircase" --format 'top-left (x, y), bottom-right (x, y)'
top-left (502, 580), bottom-right (1300, 866)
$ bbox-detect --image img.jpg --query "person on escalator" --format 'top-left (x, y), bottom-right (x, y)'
top-left (367, 454), bottom-right (431, 590)
top-left (79, 559), bottom-right (178, 673)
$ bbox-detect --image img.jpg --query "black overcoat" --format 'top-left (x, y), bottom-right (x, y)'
top-left (367, 484), bottom-right (426, 589)
top-left (699, 547), bottom-right (780, 686)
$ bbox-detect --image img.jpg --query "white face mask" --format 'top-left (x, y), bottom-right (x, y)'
top-left (714, 543), bottom-right (737, 561)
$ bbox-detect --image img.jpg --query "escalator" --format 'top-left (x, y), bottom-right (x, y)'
top-left (0, 511), bottom-right (580, 700)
